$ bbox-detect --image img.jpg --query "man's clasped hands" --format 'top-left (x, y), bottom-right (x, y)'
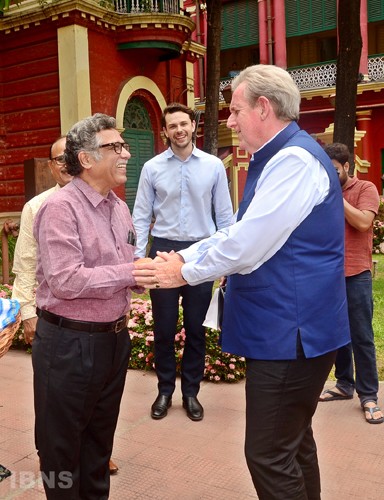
top-left (133, 251), bottom-right (186, 289)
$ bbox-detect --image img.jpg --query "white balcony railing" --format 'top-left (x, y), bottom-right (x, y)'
top-left (288, 55), bottom-right (384, 91)
top-left (115, 0), bottom-right (180, 14)
top-left (368, 54), bottom-right (384, 81)
top-left (289, 61), bottom-right (337, 90)
top-left (219, 55), bottom-right (384, 101)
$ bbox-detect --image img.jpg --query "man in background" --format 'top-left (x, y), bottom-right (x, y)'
top-left (132, 103), bottom-right (233, 422)
top-left (320, 143), bottom-right (383, 424)
top-left (12, 137), bottom-right (72, 345)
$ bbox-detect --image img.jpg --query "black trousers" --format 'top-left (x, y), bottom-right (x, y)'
top-left (32, 316), bottom-right (131, 500)
top-left (245, 340), bottom-right (336, 500)
top-left (149, 237), bottom-right (213, 397)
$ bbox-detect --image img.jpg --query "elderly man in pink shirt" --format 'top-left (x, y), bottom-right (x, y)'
top-left (33, 113), bottom-right (141, 499)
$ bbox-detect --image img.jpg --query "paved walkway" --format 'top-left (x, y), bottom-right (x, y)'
top-left (0, 350), bottom-right (383, 499)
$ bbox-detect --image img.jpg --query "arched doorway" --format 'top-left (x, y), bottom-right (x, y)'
top-left (122, 97), bottom-right (155, 211)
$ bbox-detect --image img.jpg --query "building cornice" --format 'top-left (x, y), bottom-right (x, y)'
top-left (301, 81), bottom-right (384, 102)
top-left (1, 0), bottom-right (195, 34)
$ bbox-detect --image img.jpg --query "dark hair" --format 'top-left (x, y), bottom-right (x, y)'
top-left (64, 113), bottom-right (116, 176)
top-left (161, 103), bottom-right (195, 128)
top-left (323, 143), bottom-right (351, 165)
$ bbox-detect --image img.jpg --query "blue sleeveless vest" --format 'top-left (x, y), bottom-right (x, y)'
top-left (221, 122), bottom-right (350, 360)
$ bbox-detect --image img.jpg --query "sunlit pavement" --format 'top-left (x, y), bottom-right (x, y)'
top-left (0, 350), bottom-right (383, 499)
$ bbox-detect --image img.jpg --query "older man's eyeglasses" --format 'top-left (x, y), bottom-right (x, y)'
top-left (51, 154), bottom-right (66, 165)
top-left (99, 142), bottom-right (130, 154)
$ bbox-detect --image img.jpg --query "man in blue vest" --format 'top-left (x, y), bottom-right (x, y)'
top-left (133, 64), bottom-right (350, 499)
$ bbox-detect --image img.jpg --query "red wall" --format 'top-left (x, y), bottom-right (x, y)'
top-left (0, 27), bottom-right (61, 212)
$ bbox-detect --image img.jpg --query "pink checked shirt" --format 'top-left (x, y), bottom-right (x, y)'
top-left (34, 177), bottom-right (138, 322)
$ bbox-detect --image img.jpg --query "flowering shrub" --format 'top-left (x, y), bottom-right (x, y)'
top-left (1, 288), bottom-right (246, 382)
top-left (0, 283), bottom-right (25, 349)
top-left (128, 297), bottom-right (246, 383)
top-left (373, 197), bottom-right (384, 254)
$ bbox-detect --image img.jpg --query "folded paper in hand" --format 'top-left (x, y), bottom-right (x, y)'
top-left (203, 285), bottom-right (225, 330)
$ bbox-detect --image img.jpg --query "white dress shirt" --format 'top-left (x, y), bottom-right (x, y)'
top-left (133, 145), bottom-right (233, 257)
top-left (11, 185), bottom-right (60, 320)
top-left (179, 146), bottom-right (330, 285)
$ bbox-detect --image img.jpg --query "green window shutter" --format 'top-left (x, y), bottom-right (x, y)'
top-left (123, 98), bottom-right (154, 211)
top-left (221, 0), bottom-right (259, 50)
top-left (368, 0), bottom-right (384, 21)
top-left (285, 0), bottom-right (336, 37)
top-left (124, 130), bottom-right (154, 212)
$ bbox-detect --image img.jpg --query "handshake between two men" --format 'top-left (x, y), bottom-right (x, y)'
top-left (133, 252), bottom-right (187, 289)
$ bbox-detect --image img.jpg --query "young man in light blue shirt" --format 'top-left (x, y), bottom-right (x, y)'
top-left (132, 103), bottom-right (233, 421)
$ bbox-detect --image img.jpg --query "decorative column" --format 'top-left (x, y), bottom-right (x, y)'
top-left (273, 0), bottom-right (287, 68)
top-left (359, 0), bottom-right (369, 80)
top-left (258, 0), bottom-right (268, 64)
top-left (58, 25), bottom-right (92, 135)
top-left (356, 110), bottom-right (373, 172)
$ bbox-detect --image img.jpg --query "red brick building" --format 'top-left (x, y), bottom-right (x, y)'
top-left (1, 0), bottom-right (384, 221)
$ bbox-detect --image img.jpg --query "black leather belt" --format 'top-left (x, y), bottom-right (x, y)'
top-left (36, 308), bottom-right (127, 334)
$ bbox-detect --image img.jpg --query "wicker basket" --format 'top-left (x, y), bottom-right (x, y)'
top-left (0, 312), bottom-right (21, 359)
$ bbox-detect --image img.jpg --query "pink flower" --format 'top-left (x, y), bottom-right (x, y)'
top-left (214, 376), bottom-right (221, 381)
top-left (229, 363), bottom-right (235, 370)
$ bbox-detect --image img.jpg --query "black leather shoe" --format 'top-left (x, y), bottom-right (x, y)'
top-left (151, 394), bottom-right (172, 419)
top-left (182, 396), bottom-right (204, 421)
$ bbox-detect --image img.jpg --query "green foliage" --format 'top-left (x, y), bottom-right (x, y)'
top-left (373, 197), bottom-right (384, 254)
top-left (0, 0), bottom-right (20, 13)
top-left (0, 0), bottom-right (114, 14)
top-left (0, 235), bottom-right (17, 284)
top-left (373, 254), bottom-right (384, 381)
top-left (0, 0), bottom-right (12, 12)
top-left (128, 297), bottom-right (246, 383)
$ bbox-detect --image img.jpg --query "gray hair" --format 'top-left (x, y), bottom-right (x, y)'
top-left (231, 64), bottom-right (301, 121)
top-left (65, 113), bottom-right (117, 176)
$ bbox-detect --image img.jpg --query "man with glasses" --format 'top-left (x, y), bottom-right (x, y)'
top-left (12, 136), bottom-right (120, 475)
top-left (32, 114), bottom-right (140, 498)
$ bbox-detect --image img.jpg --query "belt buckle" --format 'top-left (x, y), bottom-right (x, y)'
top-left (114, 317), bottom-right (126, 333)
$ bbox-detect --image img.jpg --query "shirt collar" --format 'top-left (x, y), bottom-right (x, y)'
top-left (72, 177), bottom-right (119, 208)
top-left (342, 176), bottom-right (358, 192)
top-left (164, 144), bottom-right (202, 161)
